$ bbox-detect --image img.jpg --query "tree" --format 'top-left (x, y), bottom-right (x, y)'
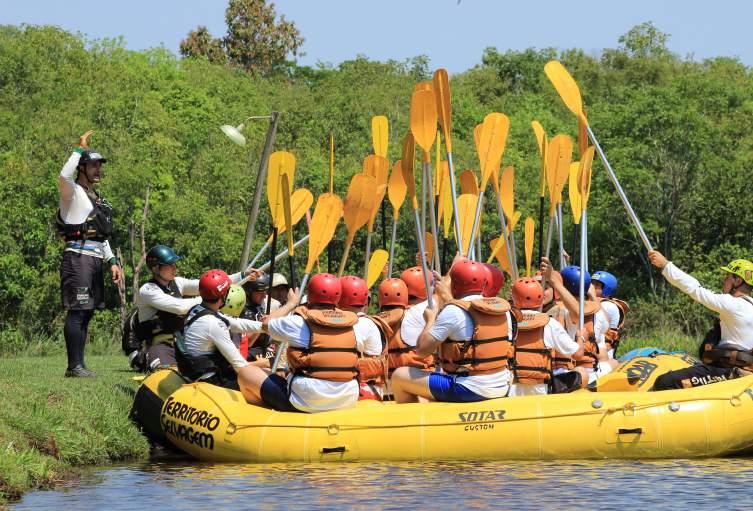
top-left (179, 0), bottom-right (304, 75)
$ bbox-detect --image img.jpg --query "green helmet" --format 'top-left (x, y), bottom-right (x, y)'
top-left (720, 259), bottom-right (753, 286)
top-left (221, 285), bottom-right (246, 317)
top-left (146, 245), bottom-right (181, 268)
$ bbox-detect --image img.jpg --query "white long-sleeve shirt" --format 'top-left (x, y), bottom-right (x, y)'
top-left (663, 262), bottom-right (753, 350)
top-left (58, 151), bottom-right (114, 261)
top-left (183, 305), bottom-right (262, 370)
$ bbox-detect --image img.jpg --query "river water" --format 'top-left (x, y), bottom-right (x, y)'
top-left (13, 457), bottom-right (752, 510)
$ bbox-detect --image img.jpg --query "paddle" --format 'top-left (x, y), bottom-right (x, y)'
top-left (531, 120), bottom-right (547, 266)
top-left (272, 192), bottom-right (344, 372)
top-left (543, 135), bottom-right (572, 267)
top-left (366, 249), bottom-right (389, 289)
top-left (362, 155), bottom-right (389, 279)
top-left (265, 151), bottom-right (296, 314)
top-left (524, 217), bottom-right (534, 277)
top-left (499, 165), bottom-right (519, 279)
top-left (280, 173), bottom-right (296, 290)
top-left (433, 68), bottom-right (463, 254)
top-left (457, 193), bottom-right (478, 258)
top-left (387, 159), bottom-right (407, 277)
top-left (410, 87), bottom-right (442, 270)
top-left (487, 237), bottom-right (512, 277)
top-left (467, 113), bottom-right (510, 258)
top-left (577, 146), bottom-right (595, 330)
top-left (338, 173), bottom-right (377, 277)
top-left (568, 161), bottom-right (582, 263)
top-left (544, 60), bottom-right (652, 251)
top-left (402, 132), bottom-right (434, 308)
top-left (372, 115), bottom-right (390, 251)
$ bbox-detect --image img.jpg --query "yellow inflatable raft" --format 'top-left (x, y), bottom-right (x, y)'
top-left (131, 353), bottom-right (753, 462)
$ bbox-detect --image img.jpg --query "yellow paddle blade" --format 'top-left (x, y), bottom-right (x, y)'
top-left (371, 115), bottom-right (389, 158)
top-left (343, 173), bottom-right (378, 235)
top-left (366, 249), bottom-right (389, 289)
top-left (439, 161), bottom-right (453, 238)
top-left (435, 130), bottom-right (442, 196)
top-left (424, 231), bottom-right (434, 267)
top-left (329, 133), bottom-right (334, 194)
top-left (500, 166), bottom-right (515, 222)
top-left (459, 169), bottom-right (478, 195)
top-left (388, 160), bottom-right (407, 220)
top-left (367, 183), bottom-right (387, 233)
top-left (473, 123), bottom-right (482, 152)
top-left (363, 155), bottom-right (390, 185)
top-left (488, 237), bottom-right (512, 277)
top-left (267, 151), bottom-right (296, 223)
top-left (568, 162), bottom-right (582, 225)
top-left (524, 217), bottom-right (534, 277)
top-left (578, 115), bottom-right (588, 157)
top-left (545, 135), bottom-right (573, 213)
top-left (272, 188), bottom-right (314, 236)
top-left (433, 68), bottom-right (453, 153)
top-left (401, 133), bottom-right (418, 207)
top-left (414, 81), bottom-right (433, 92)
top-left (544, 60), bottom-right (588, 126)
top-left (578, 146), bottom-right (595, 210)
top-left (410, 89), bottom-right (438, 153)
top-left (281, 174), bottom-right (294, 255)
top-left (532, 121), bottom-right (547, 198)
top-left (457, 193), bottom-right (478, 256)
top-left (477, 112), bottom-right (510, 190)
top-left (306, 193), bottom-right (343, 273)
top-left (507, 210), bottom-right (522, 234)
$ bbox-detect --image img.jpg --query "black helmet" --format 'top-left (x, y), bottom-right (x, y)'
top-left (78, 150), bottom-right (107, 165)
top-left (146, 245), bottom-right (181, 268)
top-left (243, 274), bottom-right (270, 292)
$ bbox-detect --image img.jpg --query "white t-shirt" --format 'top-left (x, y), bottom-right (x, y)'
top-left (510, 310), bottom-right (579, 397)
top-left (183, 305), bottom-right (262, 370)
top-left (58, 151), bottom-right (114, 261)
top-left (428, 295), bottom-right (511, 399)
top-left (600, 300), bottom-right (621, 329)
top-left (400, 300), bottom-right (428, 347)
top-left (663, 262), bottom-right (753, 350)
top-left (355, 314), bottom-right (385, 356)
top-left (267, 312), bottom-right (369, 413)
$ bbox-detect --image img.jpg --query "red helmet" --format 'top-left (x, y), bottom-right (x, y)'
top-left (377, 278), bottom-right (409, 308)
top-left (450, 259), bottom-right (486, 297)
top-left (338, 276), bottom-right (369, 308)
top-left (482, 263), bottom-right (505, 297)
top-left (400, 266), bottom-right (433, 300)
top-left (199, 269), bottom-right (232, 301)
top-left (512, 277), bottom-right (544, 309)
top-left (307, 273), bottom-right (342, 306)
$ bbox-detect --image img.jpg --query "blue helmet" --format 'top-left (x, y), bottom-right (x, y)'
top-left (592, 271), bottom-right (618, 298)
top-left (560, 265), bottom-right (590, 296)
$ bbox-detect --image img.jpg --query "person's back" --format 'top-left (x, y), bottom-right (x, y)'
top-left (592, 271), bottom-right (630, 357)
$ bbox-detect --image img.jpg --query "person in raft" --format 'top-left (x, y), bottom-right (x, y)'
top-left (649, 252), bottom-right (753, 390)
top-left (57, 130), bottom-right (122, 377)
top-left (237, 273), bottom-right (370, 413)
top-left (391, 259), bottom-right (516, 403)
top-left (338, 276), bottom-right (388, 400)
top-left (591, 271), bottom-right (630, 358)
top-left (177, 270), bottom-right (296, 388)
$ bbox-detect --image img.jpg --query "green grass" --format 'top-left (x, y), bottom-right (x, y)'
top-left (0, 354), bottom-right (150, 504)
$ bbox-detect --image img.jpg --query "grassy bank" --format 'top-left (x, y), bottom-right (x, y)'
top-left (0, 354), bottom-right (150, 505)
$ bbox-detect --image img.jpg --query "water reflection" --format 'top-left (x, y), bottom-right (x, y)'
top-left (13, 458), bottom-right (753, 510)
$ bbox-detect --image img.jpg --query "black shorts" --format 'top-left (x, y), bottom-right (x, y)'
top-left (260, 374), bottom-right (300, 412)
top-left (61, 251), bottom-right (105, 310)
top-left (652, 363), bottom-right (736, 391)
top-left (146, 343), bottom-right (177, 372)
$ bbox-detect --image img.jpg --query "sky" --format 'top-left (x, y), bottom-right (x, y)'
top-left (4, 0), bottom-right (751, 72)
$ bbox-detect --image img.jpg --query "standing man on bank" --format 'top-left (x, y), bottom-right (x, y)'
top-left (57, 130), bottom-right (122, 377)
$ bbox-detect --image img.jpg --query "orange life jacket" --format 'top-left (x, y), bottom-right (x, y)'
top-left (287, 306), bottom-right (359, 382)
top-left (513, 310), bottom-right (552, 385)
top-left (371, 307), bottom-right (434, 377)
top-left (439, 297), bottom-right (514, 376)
top-left (547, 302), bottom-right (574, 371)
top-left (571, 301), bottom-right (601, 370)
top-left (600, 297), bottom-right (630, 350)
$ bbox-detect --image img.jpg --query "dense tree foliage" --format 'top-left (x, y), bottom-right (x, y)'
top-left (0, 22), bottom-right (751, 352)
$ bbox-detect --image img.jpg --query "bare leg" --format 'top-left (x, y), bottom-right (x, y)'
top-left (391, 366), bottom-right (434, 403)
top-left (575, 367), bottom-right (591, 389)
top-left (237, 365), bottom-right (273, 405)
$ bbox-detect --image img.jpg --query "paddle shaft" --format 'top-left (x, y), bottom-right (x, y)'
top-left (266, 227), bottom-right (279, 314)
top-left (537, 196), bottom-right (544, 266)
top-left (538, 214), bottom-right (557, 312)
top-left (413, 209), bottom-right (434, 309)
top-left (388, 218), bottom-right (398, 277)
top-left (423, 158), bottom-right (442, 271)
top-left (363, 231), bottom-right (373, 280)
top-left (557, 203), bottom-right (566, 269)
top-left (248, 240), bottom-right (270, 269)
top-left (338, 233), bottom-right (355, 277)
top-left (239, 112), bottom-right (280, 271)
top-left (447, 153), bottom-right (464, 253)
top-left (494, 194), bottom-right (516, 280)
top-left (421, 162), bottom-right (427, 234)
top-left (579, 209), bottom-right (587, 330)
top-left (287, 246), bottom-right (297, 290)
top-left (587, 125), bottom-right (652, 251)
top-left (467, 190), bottom-right (485, 258)
top-left (257, 235), bottom-right (309, 273)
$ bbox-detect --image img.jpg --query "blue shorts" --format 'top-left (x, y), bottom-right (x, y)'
top-left (260, 374), bottom-right (301, 413)
top-left (428, 373), bottom-right (487, 402)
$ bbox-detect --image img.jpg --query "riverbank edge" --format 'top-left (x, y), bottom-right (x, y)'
top-left (0, 355), bottom-right (151, 506)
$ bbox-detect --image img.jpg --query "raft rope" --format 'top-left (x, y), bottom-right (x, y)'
top-left (190, 379), bottom-right (753, 436)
